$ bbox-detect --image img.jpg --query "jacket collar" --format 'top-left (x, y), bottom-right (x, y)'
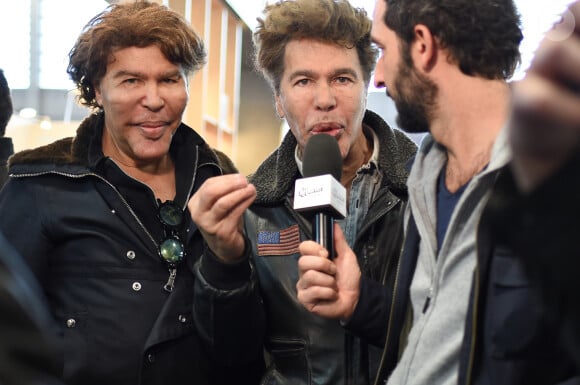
top-left (9, 112), bottom-right (237, 175)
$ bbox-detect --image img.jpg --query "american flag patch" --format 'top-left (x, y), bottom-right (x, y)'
top-left (257, 224), bottom-right (301, 256)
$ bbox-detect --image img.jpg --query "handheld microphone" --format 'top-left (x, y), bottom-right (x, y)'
top-left (294, 134), bottom-right (346, 259)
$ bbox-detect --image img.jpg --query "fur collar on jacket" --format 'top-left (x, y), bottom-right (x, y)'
top-left (249, 110), bottom-right (417, 205)
top-left (8, 112), bottom-right (237, 174)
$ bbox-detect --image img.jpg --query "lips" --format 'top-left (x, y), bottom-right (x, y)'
top-left (311, 122), bottom-right (343, 137)
top-left (138, 120), bottom-right (167, 128)
top-left (135, 121), bottom-right (168, 139)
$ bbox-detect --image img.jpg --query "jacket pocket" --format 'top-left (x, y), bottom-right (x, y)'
top-left (489, 251), bottom-right (557, 359)
top-left (264, 338), bottom-right (310, 384)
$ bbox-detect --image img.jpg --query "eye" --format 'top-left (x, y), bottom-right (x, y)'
top-left (123, 78), bottom-right (139, 85)
top-left (335, 76), bottom-right (353, 84)
top-left (295, 78), bottom-right (310, 86)
top-left (163, 77), bottom-right (180, 84)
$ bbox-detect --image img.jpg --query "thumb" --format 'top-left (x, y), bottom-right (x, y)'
top-left (333, 223), bottom-right (350, 259)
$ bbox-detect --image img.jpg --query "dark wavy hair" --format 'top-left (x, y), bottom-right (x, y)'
top-left (253, 0), bottom-right (378, 94)
top-left (0, 69), bottom-right (13, 136)
top-left (384, 0), bottom-right (523, 80)
top-left (67, 1), bottom-right (206, 109)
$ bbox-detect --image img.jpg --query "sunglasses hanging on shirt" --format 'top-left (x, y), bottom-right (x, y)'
top-left (157, 199), bottom-right (186, 292)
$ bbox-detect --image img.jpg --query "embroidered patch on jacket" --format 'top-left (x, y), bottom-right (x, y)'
top-left (257, 224), bottom-right (300, 256)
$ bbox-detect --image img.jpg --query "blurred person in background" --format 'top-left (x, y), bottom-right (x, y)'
top-left (491, 0), bottom-right (580, 372)
top-left (0, 68), bottom-right (14, 188)
top-left (0, 231), bottom-right (64, 385)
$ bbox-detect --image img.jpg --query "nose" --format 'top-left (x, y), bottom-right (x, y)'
top-left (315, 83), bottom-right (336, 111)
top-left (373, 56), bottom-right (386, 89)
top-left (142, 83), bottom-right (165, 111)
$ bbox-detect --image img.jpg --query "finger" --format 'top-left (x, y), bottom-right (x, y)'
top-left (297, 254), bottom-right (335, 277)
top-left (304, 299), bottom-right (345, 318)
top-left (189, 179), bottom-right (254, 224)
top-left (569, 1), bottom-right (580, 34)
top-left (530, 36), bottom-right (580, 93)
top-left (333, 224), bottom-right (351, 260)
top-left (296, 286), bottom-right (339, 309)
top-left (297, 268), bottom-right (338, 290)
top-left (194, 184), bottom-right (256, 234)
top-left (212, 184), bottom-right (256, 222)
top-left (513, 75), bottom-right (580, 132)
top-left (299, 240), bottom-right (328, 259)
top-left (194, 174), bottom-right (250, 210)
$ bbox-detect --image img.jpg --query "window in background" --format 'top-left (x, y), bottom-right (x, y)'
top-left (0, 0), bottom-right (108, 91)
top-left (358, 0), bottom-right (576, 88)
top-left (0, 0), bottom-right (31, 89)
top-left (226, 0), bottom-right (576, 82)
top-left (39, 0), bottom-right (108, 89)
top-left (4, 0), bottom-right (575, 91)
top-left (515, 0), bottom-right (575, 79)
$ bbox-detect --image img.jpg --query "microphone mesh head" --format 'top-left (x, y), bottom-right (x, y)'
top-left (302, 134), bottom-right (342, 181)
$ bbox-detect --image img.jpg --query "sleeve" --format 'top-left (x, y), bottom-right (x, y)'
top-left (488, 150), bottom-right (580, 367)
top-left (0, 177), bottom-right (52, 284)
top-left (341, 276), bottom-right (392, 347)
top-left (0, 232), bottom-right (65, 385)
top-left (192, 237), bottom-right (266, 381)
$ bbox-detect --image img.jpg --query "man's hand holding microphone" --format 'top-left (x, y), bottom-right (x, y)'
top-left (295, 134), bottom-right (362, 321)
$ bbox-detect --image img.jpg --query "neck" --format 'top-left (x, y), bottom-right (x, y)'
top-left (341, 127), bottom-right (372, 190)
top-left (102, 134), bottom-right (176, 201)
top-left (431, 76), bottom-right (510, 192)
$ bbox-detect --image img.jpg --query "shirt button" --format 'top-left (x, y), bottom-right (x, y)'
top-left (126, 250), bottom-right (136, 260)
top-left (147, 353), bottom-right (155, 363)
top-left (178, 314), bottom-right (187, 323)
top-left (66, 318), bottom-right (76, 328)
top-left (132, 282), bottom-right (142, 291)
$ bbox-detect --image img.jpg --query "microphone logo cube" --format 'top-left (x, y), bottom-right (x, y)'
top-left (293, 174), bottom-right (347, 218)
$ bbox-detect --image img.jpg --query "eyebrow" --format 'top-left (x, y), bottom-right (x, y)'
top-left (288, 68), bottom-right (360, 82)
top-left (111, 69), bottom-right (182, 80)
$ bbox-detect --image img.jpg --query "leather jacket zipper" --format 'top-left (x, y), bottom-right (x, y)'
top-left (12, 171), bottom-right (161, 261)
top-left (373, 238), bottom-right (404, 385)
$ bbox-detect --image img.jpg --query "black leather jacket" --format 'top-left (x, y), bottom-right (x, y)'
top-left (0, 113), bottom-right (259, 385)
top-left (196, 110), bottom-right (417, 385)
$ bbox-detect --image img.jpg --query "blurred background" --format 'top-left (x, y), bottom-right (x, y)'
top-left (0, 0), bottom-right (574, 175)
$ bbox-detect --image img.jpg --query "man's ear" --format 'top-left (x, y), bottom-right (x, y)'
top-left (274, 94), bottom-right (285, 119)
top-left (411, 24), bottom-right (437, 71)
top-left (94, 84), bottom-right (102, 106)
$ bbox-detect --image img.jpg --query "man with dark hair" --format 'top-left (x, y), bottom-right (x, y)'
top-left (0, 69), bottom-right (14, 187)
top-left (296, 0), bottom-right (580, 384)
top-left (0, 2), bottom-right (262, 384)
top-left (189, 0), bottom-right (417, 383)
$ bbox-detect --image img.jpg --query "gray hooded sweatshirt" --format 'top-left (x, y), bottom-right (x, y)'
top-left (387, 127), bottom-right (510, 385)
